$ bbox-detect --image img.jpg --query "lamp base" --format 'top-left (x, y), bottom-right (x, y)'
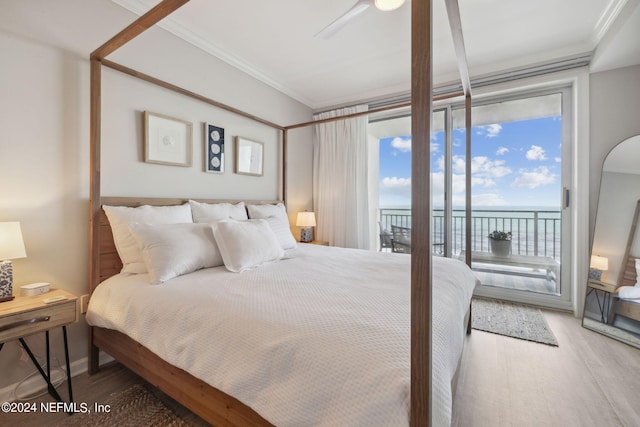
top-left (0, 260), bottom-right (14, 302)
top-left (589, 268), bottom-right (603, 280)
top-left (300, 228), bottom-right (313, 243)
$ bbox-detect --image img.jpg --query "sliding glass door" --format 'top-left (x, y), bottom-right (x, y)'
top-left (373, 87), bottom-right (573, 309)
top-left (450, 89), bottom-right (572, 307)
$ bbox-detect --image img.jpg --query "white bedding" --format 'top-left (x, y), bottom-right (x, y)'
top-left (87, 244), bottom-right (477, 426)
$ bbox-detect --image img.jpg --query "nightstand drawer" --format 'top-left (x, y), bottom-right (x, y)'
top-left (588, 279), bottom-right (616, 293)
top-left (0, 299), bottom-right (76, 343)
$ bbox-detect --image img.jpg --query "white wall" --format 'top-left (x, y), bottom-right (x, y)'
top-left (0, 2), bottom-right (313, 397)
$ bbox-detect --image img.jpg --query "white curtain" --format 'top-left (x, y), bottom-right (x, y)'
top-left (313, 105), bottom-right (374, 249)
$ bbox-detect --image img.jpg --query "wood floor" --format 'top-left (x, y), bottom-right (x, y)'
top-left (1, 310), bottom-right (639, 426)
top-left (452, 310), bottom-right (640, 427)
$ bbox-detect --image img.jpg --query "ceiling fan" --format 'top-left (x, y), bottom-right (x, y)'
top-left (315, 0), bottom-right (406, 39)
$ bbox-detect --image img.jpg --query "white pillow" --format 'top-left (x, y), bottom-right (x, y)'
top-left (246, 203), bottom-right (297, 250)
top-left (618, 286), bottom-right (640, 300)
top-left (189, 200), bottom-right (248, 222)
top-left (103, 204), bottom-right (193, 274)
top-left (130, 222), bottom-right (222, 284)
top-left (212, 219), bottom-right (284, 273)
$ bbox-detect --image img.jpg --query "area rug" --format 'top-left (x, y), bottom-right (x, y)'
top-left (472, 298), bottom-right (559, 346)
top-left (54, 384), bottom-right (190, 427)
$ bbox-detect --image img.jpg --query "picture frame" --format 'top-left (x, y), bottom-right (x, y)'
top-left (204, 123), bottom-right (225, 173)
top-left (144, 111), bottom-right (192, 167)
top-left (235, 136), bottom-right (264, 176)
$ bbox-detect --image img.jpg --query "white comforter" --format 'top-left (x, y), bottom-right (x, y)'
top-left (87, 244), bottom-right (476, 427)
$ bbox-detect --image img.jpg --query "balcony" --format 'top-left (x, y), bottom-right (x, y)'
top-left (379, 208), bottom-right (562, 295)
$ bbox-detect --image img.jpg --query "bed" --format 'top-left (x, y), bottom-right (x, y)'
top-left (86, 197), bottom-right (477, 426)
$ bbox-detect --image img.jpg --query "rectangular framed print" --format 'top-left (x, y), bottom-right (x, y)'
top-left (235, 136), bottom-right (264, 176)
top-left (144, 111), bottom-right (192, 167)
top-left (204, 123), bottom-right (225, 173)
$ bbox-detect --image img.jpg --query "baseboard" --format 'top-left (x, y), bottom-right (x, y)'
top-left (0, 352), bottom-right (114, 402)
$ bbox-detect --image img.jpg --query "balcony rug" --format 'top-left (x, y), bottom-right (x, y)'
top-left (54, 383), bottom-right (190, 427)
top-left (472, 298), bottom-right (559, 346)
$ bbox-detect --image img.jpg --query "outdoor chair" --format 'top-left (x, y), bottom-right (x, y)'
top-left (379, 222), bottom-right (393, 251)
top-left (391, 225), bottom-right (411, 254)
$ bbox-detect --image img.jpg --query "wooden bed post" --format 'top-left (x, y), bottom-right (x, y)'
top-left (282, 129), bottom-right (287, 205)
top-left (88, 57), bottom-right (102, 375)
top-left (411, 0), bottom-right (433, 425)
top-left (465, 94), bottom-right (472, 267)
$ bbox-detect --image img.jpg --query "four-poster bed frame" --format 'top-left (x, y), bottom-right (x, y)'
top-left (88, 1), bottom-right (474, 426)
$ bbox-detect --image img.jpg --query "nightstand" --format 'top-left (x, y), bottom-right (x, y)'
top-left (587, 279), bottom-right (616, 323)
top-left (0, 289), bottom-right (78, 405)
top-left (304, 240), bottom-right (329, 246)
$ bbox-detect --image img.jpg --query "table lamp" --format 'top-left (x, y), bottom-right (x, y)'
top-left (0, 222), bottom-right (27, 302)
top-left (296, 212), bottom-right (316, 243)
top-left (589, 255), bottom-right (608, 280)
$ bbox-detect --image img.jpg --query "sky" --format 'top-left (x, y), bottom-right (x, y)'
top-left (379, 116), bottom-right (563, 209)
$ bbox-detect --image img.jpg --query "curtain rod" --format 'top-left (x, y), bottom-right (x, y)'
top-left (284, 91), bottom-right (464, 130)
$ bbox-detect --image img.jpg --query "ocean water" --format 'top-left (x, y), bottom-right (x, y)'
top-left (379, 206), bottom-right (562, 259)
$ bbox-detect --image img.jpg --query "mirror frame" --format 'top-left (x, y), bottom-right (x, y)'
top-left (582, 135), bottom-right (640, 348)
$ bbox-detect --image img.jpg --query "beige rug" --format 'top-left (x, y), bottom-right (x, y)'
top-left (472, 298), bottom-right (559, 346)
top-left (54, 384), bottom-right (191, 427)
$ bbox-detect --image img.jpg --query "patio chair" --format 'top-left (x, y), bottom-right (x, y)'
top-left (379, 222), bottom-right (393, 251)
top-left (391, 225), bottom-right (411, 254)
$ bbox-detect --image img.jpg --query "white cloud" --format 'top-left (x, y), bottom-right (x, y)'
top-left (554, 157), bottom-right (561, 163)
top-left (476, 124), bottom-right (503, 138)
top-left (471, 156), bottom-right (511, 178)
top-left (496, 146), bottom-right (509, 155)
top-left (381, 176), bottom-right (411, 189)
top-left (526, 145), bottom-right (547, 161)
top-left (390, 137), bottom-right (411, 152)
top-left (511, 166), bottom-right (556, 189)
top-left (448, 155), bottom-right (511, 186)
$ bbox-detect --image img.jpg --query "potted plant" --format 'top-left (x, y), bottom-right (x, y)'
top-left (488, 230), bottom-right (512, 257)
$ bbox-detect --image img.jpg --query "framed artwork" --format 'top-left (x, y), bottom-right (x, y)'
top-left (204, 123), bottom-right (225, 173)
top-left (235, 136), bottom-right (264, 176)
top-left (144, 111), bottom-right (192, 167)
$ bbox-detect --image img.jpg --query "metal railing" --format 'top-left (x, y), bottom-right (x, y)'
top-left (380, 208), bottom-right (561, 260)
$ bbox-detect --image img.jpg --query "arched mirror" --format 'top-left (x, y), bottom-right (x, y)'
top-left (582, 135), bottom-right (640, 348)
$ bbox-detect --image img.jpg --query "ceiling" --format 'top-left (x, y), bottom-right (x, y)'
top-left (110, 0), bottom-right (640, 110)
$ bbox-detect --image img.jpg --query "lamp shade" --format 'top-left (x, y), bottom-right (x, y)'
top-left (0, 222), bottom-right (26, 260)
top-left (296, 212), bottom-right (316, 228)
top-left (375, 0), bottom-right (405, 11)
top-left (590, 255), bottom-right (608, 271)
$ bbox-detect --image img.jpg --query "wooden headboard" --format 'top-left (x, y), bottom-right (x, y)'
top-left (620, 256), bottom-right (639, 287)
top-left (616, 199), bottom-right (640, 289)
top-left (92, 197), bottom-right (282, 294)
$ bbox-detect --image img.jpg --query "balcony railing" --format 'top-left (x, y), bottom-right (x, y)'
top-left (380, 208), bottom-right (561, 260)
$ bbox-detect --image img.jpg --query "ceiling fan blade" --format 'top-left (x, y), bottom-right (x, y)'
top-left (314, 0), bottom-right (373, 39)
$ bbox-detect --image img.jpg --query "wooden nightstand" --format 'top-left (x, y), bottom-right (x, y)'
top-left (587, 279), bottom-right (616, 323)
top-left (303, 240), bottom-right (329, 246)
top-left (0, 289), bottom-right (78, 405)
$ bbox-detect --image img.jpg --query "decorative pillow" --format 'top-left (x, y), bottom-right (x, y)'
top-left (246, 203), bottom-right (297, 250)
top-left (189, 200), bottom-right (248, 222)
top-left (130, 222), bottom-right (222, 284)
top-left (212, 219), bottom-right (284, 273)
top-left (618, 286), bottom-right (640, 300)
top-left (103, 204), bottom-right (193, 274)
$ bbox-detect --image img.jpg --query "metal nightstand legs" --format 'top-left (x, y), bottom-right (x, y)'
top-left (14, 326), bottom-right (73, 410)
